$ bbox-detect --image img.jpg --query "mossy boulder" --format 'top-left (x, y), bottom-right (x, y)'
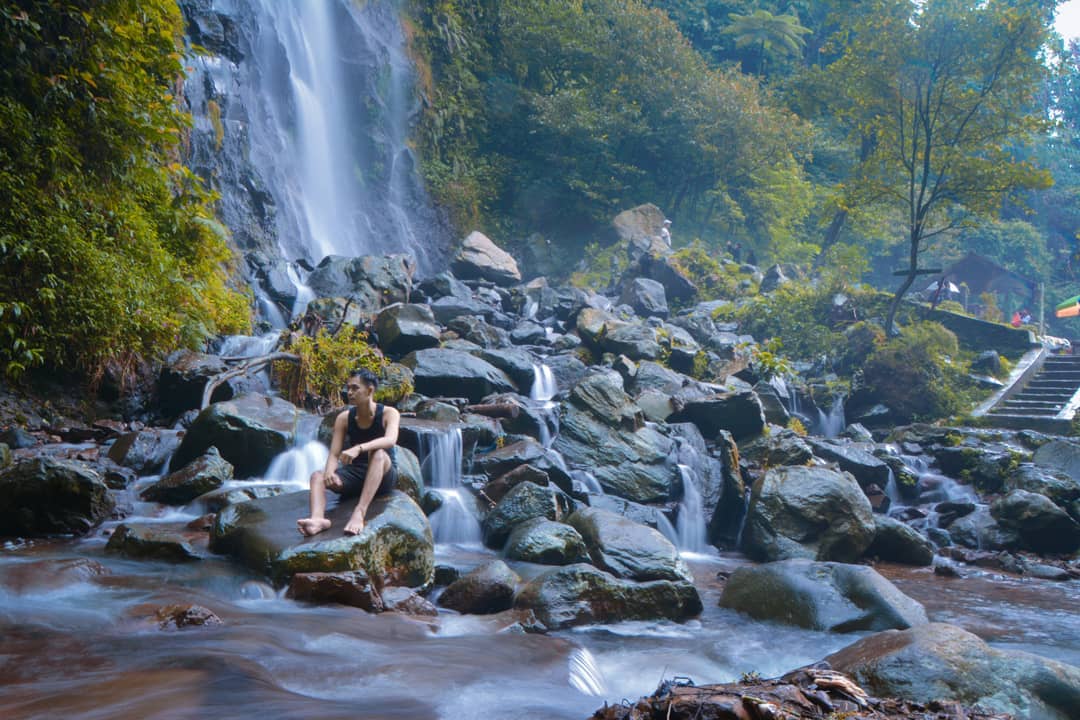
top-left (567, 506), bottom-right (692, 583)
top-left (140, 446), bottom-right (233, 505)
top-left (438, 560), bottom-right (520, 615)
top-left (515, 563), bottom-right (702, 630)
top-left (210, 490), bottom-right (433, 588)
top-left (504, 518), bottom-right (590, 565)
top-left (105, 523), bottom-right (203, 562)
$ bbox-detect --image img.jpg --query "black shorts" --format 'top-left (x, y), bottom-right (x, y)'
top-left (334, 460), bottom-right (397, 498)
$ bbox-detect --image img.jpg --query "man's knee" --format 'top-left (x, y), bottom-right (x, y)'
top-left (310, 470), bottom-right (324, 487)
top-left (371, 449), bottom-right (391, 472)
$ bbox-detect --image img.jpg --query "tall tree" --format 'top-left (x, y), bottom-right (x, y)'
top-left (823, 0), bottom-right (1053, 334)
top-left (722, 8), bottom-right (810, 76)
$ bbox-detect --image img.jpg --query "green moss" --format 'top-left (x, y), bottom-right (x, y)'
top-left (207, 99), bottom-right (224, 152)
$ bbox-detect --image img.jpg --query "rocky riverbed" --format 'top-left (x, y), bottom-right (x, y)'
top-left (2, 216), bottom-right (1079, 719)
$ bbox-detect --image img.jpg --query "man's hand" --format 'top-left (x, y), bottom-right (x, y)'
top-left (339, 445), bottom-right (363, 464)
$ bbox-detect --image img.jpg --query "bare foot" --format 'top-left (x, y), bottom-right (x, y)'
top-left (297, 518), bottom-right (332, 536)
top-left (343, 517), bottom-right (365, 535)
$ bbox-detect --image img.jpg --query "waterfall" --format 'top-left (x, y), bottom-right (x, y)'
top-left (530, 364), bottom-right (558, 402)
top-left (814, 396), bottom-right (846, 438)
top-left (182, 0), bottom-right (449, 315)
top-left (263, 414), bottom-right (327, 489)
top-left (567, 648), bottom-right (608, 696)
top-left (418, 428), bottom-right (482, 545)
top-left (675, 464), bottom-right (708, 553)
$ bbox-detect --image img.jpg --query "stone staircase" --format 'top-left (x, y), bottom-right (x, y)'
top-left (983, 353), bottom-right (1080, 434)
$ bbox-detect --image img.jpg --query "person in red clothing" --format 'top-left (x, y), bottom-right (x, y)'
top-left (297, 367), bottom-right (400, 537)
top-left (1011, 310), bottom-right (1023, 328)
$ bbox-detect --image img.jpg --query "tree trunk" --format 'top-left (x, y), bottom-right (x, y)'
top-left (885, 228), bottom-right (922, 336)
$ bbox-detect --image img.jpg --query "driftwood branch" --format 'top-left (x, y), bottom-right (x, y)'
top-left (464, 402), bottom-right (521, 419)
top-left (201, 352), bottom-right (300, 409)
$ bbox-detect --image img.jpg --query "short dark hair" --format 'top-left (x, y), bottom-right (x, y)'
top-left (349, 367), bottom-right (379, 390)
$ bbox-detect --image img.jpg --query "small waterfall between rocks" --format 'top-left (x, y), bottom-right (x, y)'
top-left (418, 427), bottom-right (482, 545)
top-left (675, 464), bottom-right (708, 554)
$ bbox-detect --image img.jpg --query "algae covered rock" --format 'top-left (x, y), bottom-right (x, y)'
top-left (0, 457), bottom-right (115, 537)
top-left (210, 490), bottom-right (433, 588)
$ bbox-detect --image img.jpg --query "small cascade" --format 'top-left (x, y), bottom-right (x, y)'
top-left (733, 487), bottom-right (753, 548)
top-left (418, 428), bottom-right (482, 545)
top-left (530, 363), bottom-right (560, 447)
top-left (522, 297), bottom-right (539, 321)
top-left (570, 470), bottom-right (604, 495)
top-left (262, 414), bottom-right (327, 490)
top-left (568, 648), bottom-right (608, 697)
top-left (287, 264), bottom-right (316, 319)
top-left (530, 364), bottom-right (558, 402)
top-left (654, 512), bottom-right (680, 547)
top-left (814, 396), bottom-right (846, 438)
top-left (675, 464), bottom-right (708, 553)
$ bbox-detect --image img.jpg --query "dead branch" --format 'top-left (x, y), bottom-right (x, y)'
top-left (201, 352), bottom-right (300, 409)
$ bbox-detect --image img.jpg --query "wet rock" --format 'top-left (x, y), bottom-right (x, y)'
top-left (477, 347), bottom-right (540, 390)
top-left (158, 350), bottom-right (232, 418)
top-left (567, 506), bottom-right (692, 583)
top-left (931, 444), bottom-right (1024, 494)
top-left (105, 523), bottom-right (202, 562)
top-left (107, 428), bottom-right (184, 475)
top-left (599, 323), bottom-right (663, 362)
top-left (199, 484), bottom-right (290, 513)
top-left (743, 466), bottom-right (876, 563)
top-left (753, 381), bottom-right (791, 426)
top-left (807, 439), bottom-right (891, 489)
top-left (373, 303), bottom-right (441, 357)
top-left (0, 557), bottom-right (109, 593)
top-left (630, 360), bottom-right (685, 396)
top-left (1, 427), bottom-right (37, 449)
top-left (504, 518), bottom-right (590, 565)
top-left (510, 320), bottom-right (547, 345)
top-left (140, 446), bottom-right (233, 505)
top-left (482, 481), bottom-right (559, 549)
top-left (739, 427), bottom-right (814, 467)
top-left (708, 430), bottom-right (747, 547)
top-left (380, 586), bottom-right (438, 616)
top-left (1032, 438), bottom-right (1080, 480)
top-left (0, 442), bottom-right (10, 469)
top-left (935, 501), bottom-right (976, 527)
top-left (210, 490), bottom-right (433, 588)
top-left (155, 604), bottom-right (223, 629)
top-left (429, 294), bottom-right (497, 325)
top-left (569, 371), bottom-right (643, 432)
top-left (637, 253), bottom-right (698, 304)
top-left (619, 278), bottom-right (668, 318)
top-left (1004, 463), bottom-right (1080, 513)
top-left (947, 506), bottom-right (1021, 552)
top-left (544, 353), bottom-right (589, 393)
top-left (585, 494), bottom-right (672, 532)
top-left (514, 563), bottom-right (702, 630)
top-left (0, 457), bottom-right (115, 536)
top-left (286, 570), bottom-right (384, 612)
top-left (471, 439), bottom-right (573, 492)
top-left (402, 348), bottom-right (516, 402)
top-left (304, 254), bottom-right (414, 311)
top-left (451, 231), bottom-right (521, 286)
top-left (554, 404), bottom-right (676, 503)
top-left (417, 271), bottom-right (472, 302)
top-left (447, 315), bottom-right (510, 348)
top-left (438, 559), bottom-right (519, 614)
top-left (991, 489), bottom-right (1080, 554)
top-left (719, 559), bottom-right (927, 632)
top-left (483, 464), bottom-right (550, 506)
top-left (668, 390), bottom-right (765, 441)
top-left (170, 393), bottom-right (299, 478)
top-left (866, 515), bottom-right (935, 566)
top-left (827, 622), bottom-right (1080, 720)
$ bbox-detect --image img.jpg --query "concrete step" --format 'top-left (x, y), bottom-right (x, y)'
top-left (981, 414), bottom-right (1072, 433)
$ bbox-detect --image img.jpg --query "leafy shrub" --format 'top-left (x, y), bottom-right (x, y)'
top-left (670, 242), bottom-right (755, 301)
top-left (837, 321), bottom-right (885, 373)
top-left (861, 321), bottom-right (971, 422)
top-left (274, 328), bottom-right (386, 411)
top-left (0, 1), bottom-right (249, 383)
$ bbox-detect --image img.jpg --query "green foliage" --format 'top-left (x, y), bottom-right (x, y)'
top-left (407, 0), bottom-right (811, 268)
top-left (861, 321), bottom-right (972, 422)
top-left (670, 242), bottom-right (754, 300)
top-left (717, 280), bottom-right (859, 362)
top-left (722, 9), bottom-right (810, 77)
top-left (837, 320), bottom-right (885, 374)
top-left (0, 0), bottom-right (249, 382)
top-left (743, 337), bottom-right (793, 381)
top-left (273, 327), bottom-right (387, 411)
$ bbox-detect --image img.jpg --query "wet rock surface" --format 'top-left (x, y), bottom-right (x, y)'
top-left (0, 457), bottom-right (114, 536)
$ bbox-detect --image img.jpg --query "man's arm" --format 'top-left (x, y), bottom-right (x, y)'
top-left (342, 407), bottom-right (400, 458)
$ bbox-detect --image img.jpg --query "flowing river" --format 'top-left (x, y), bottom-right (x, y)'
top-left (2, 528), bottom-right (1077, 719)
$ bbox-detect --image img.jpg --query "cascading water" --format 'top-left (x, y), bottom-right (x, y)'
top-left (814, 396), bottom-right (846, 438)
top-left (530, 363), bottom-right (560, 447)
top-left (262, 414), bottom-right (328, 491)
top-left (418, 428), bottom-right (482, 545)
top-left (182, 0), bottom-right (449, 322)
top-left (675, 464), bottom-right (709, 553)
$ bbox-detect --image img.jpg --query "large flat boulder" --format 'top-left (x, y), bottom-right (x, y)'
top-left (107, 428), bottom-right (184, 475)
top-left (567, 507), bottom-right (692, 583)
top-left (514, 563), bottom-right (702, 630)
top-left (451, 231), bottom-right (521, 286)
top-left (373, 303), bottom-right (441, 357)
top-left (482, 481), bottom-right (560, 549)
top-left (210, 490), bottom-right (433, 588)
top-left (668, 390), bottom-right (766, 441)
top-left (304, 254), bottom-right (414, 311)
top-left (401, 348), bottom-right (516, 402)
top-left (719, 560), bottom-right (927, 632)
top-left (170, 393), bottom-right (299, 478)
top-left (991, 489), bottom-right (1080, 554)
top-left (504, 518), bottom-right (590, 565)
top-left (0, 458), bottom-right (114, 537)
top-left (827, 622), bottom-right (1080, 720)
top-left (743, 466), bottom-right (876, 562)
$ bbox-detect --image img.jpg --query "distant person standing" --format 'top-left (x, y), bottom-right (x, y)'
top-left (660, 219), bottom-right (672, 246)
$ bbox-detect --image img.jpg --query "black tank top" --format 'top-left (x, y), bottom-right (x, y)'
top-left (346, 404), bottom-right (395, 462)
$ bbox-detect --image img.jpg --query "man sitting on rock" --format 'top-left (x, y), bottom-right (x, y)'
top-left (297, 368), bottom-right (400, 537)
